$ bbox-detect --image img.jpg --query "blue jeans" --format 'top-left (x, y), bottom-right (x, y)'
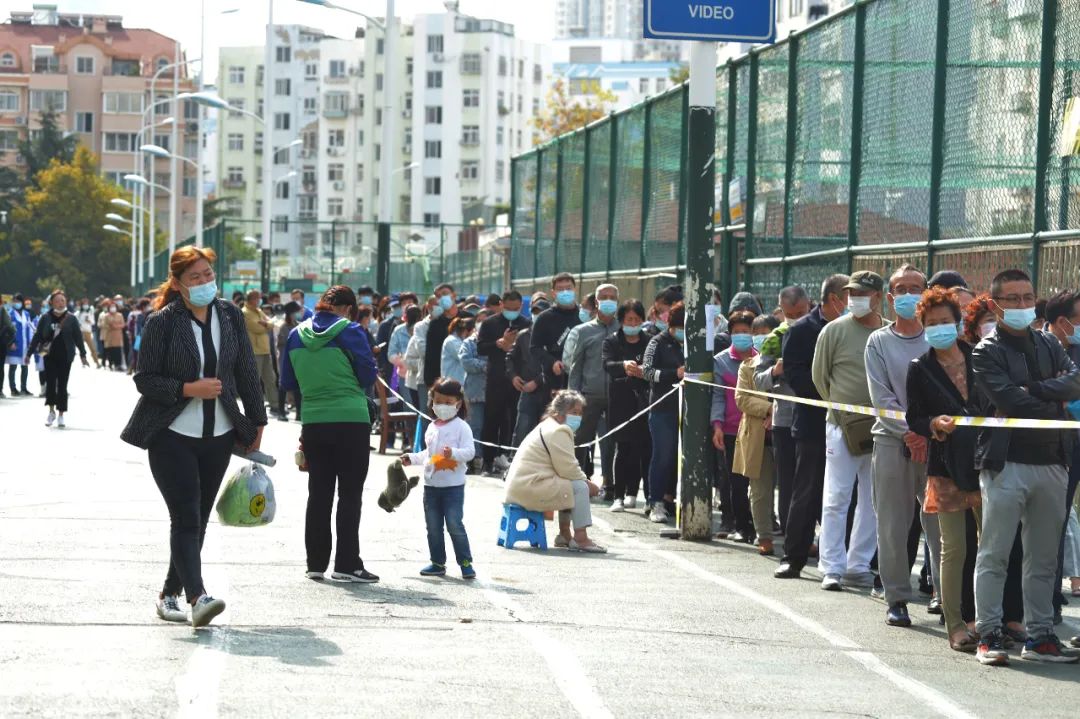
top-left (467, 401), bottom-right (485, 459)
top-left (513, 391), bottom-right (546, 447)
top-left (647, 410), bottom-right (678, 504)
top-left (423, 485), bottom-right (473, 567)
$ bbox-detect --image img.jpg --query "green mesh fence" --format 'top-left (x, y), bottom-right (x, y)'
top-left (585, 121), bottom-right (612, 275)
top-left (644, 91), bottom-right (683, 269)
top-left (511, 153), bottom-right (538, 279)
top-left (1046, 0), bottom-right (1080, 234)
top-left (537, 148), bottom-right (558, 278)
top-left (611, 105), bottom-right (646, 272)
top-left (559, 132), bottom-right (586, 273)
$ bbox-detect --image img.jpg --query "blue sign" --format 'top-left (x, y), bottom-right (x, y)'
top-left (643, 1), bottom-right (776, 43)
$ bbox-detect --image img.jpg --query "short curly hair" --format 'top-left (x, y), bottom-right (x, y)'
top-left (915, 286), bottom-right (961, 327)
top-left (963, 293), bottom-right (996, 344)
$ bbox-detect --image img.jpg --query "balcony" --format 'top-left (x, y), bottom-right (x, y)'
top-left (32, 60), bottom-right (65, 74)
top-left (222, 178), bottom-right (246, 189)
top-left (323, 107), bottom-right (348, 119)
top-left (324, 74), bottom-right (348, 84)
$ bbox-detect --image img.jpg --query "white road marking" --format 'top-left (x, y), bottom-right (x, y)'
top-left (593, 519), bottom-right (975, 719)
top-left (479, 581), bottom-right (613, 719)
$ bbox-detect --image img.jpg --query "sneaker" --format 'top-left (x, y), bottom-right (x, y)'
top-left (649, 502), bottom-right (668, 523)
top-left (56, 414), bottom-right (65, 429)
top-left (45, 409), bottom-right (56, 427)
top-left (623, 496), bottom-right (637, 510)
top-left (191, 594), bottom-right (226, 628)
top-left (927, 595), bottom-right (942, 615)
top-left (609, 498), bottom-right (625, 512)
top-left (460, 561), bottom-right (477, 580)
top-left (331, 569), bottom-right (379, 583)
top-left (155, 594), bottom-right (187, 623)
top-left (870, 585), bottom-right (886, 601)
top-left (886, 603), bottom-right (912, 627)
top-left (1069, 636), bottom-right (1080, 649)
top-left (420, 563), bottom-right (447, 577)
top-left (976, 631), bottom-right (1010, 666)
top-left (493, 455), bottom-right (511, 471)
top-left (1021, 634), bottom-right (1080, 663)
top-left (305, 571), bottom-right (325, 581)
top-left (821, 574), bottom-right (843, 592)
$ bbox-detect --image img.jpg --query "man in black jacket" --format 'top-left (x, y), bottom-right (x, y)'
top-left (970, 269), bottom-right (1080, 665)
top-left (774, 274), bottom-right (849, 579)
top-left (510, 298), bottom-right (551, 445)
top-left (529, 272), bottom-right (581, 393)
top-left (477, 290), bottom-right (531, 473)
top-left (422, 283), bottom-right (457, 390)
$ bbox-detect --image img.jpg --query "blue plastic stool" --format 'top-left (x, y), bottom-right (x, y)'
top-left (497, 504), bottom-right (548, 550)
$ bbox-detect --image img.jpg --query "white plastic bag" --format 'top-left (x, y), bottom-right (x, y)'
top-left (215, 462), bottom-right (277, 527)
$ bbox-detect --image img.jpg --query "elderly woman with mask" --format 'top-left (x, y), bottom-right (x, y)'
top-left (504, 390), bottom-right (606, 553)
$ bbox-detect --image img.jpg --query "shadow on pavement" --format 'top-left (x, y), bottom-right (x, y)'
top-left (327, 581), bottom-right (455, 607)
top-left (178, 626), bottom-right (342, 666)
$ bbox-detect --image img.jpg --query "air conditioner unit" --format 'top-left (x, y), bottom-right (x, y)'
top-left (432, 52), bottom-right (444, 63)
top-left (14, 116), bottom-right (26, 126)
top-left (333, 181), bottom-right (345, 191)
top-left (402, 108), bottom-right (412, 119)
top-left (348, 65), bottom-right (360, 76)
top-left (402, 144), bottom-right (412, 155)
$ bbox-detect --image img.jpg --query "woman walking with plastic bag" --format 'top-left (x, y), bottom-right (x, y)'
top-left (121, 246), bottom-right (267, 628)
top-left (27, 290), bottom-right (88, 428)
top-left (280, 285), bottom-right (379, 583)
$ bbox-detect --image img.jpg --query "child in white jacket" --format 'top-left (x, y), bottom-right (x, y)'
top-left (402, 377), bottom-right (477, 578)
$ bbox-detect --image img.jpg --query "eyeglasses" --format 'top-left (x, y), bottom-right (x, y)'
top-left (992, 294), bottom-right (1037, 307)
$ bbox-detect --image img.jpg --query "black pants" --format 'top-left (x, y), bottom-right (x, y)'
top-left (719, 433), bottom-right (753, 536)
top-left (613, 434), bottom-right (650, 500)
top-left (574, 396), bottom-right (607, 482)
top-left (8, 363), bottom-right (29, 393)
top-left (148, 430), bottom-right (235, 603)
top-left (105, 347), bottom-right (123, 369)
top-left (482, 383), bottom-right (519, 464)
top-left (302, 422), bottom-right (371, 574)
top-left (772, 426), bottom-right (796, 532)
top-left (782, 437), bottom-right (826, 569)
top-left (43, 353), bottom-right (72, 412)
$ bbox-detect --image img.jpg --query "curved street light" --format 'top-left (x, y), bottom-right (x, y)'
top-left (103, 224), bottom-right (127, 234)
top-left (110, 198), bottom-right (133, 209)
top-left (105, 213), bottom-right (132, 224)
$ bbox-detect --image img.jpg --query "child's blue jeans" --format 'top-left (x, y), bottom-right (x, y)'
top-left (423, 484), bottom-right (473, 566)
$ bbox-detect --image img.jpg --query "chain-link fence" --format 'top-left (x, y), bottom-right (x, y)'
top-left (511, 0), bottom-right (1080, 304)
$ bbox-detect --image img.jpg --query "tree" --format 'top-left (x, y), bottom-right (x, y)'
top-left (669, 64), bottom-right (690, 85)
top-left (17, 108), bottom-right (78, 187)
top-left (531, 79), bottom-right (618, 143)
top-left (2, 147), bottom-right (130, 297)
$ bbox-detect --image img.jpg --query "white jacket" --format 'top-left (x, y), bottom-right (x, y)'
top-left (404, 317), bottom-right (429, 390)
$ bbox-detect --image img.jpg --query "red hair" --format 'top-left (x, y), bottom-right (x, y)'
top-left (154, 246), bottom-right (217, 311)
top-left (963, 293), bottom-right (995, 345)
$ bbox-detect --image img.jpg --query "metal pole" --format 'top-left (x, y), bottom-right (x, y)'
top-left (640, 100), bottom-right (652, 271)
top-left (676, 85), bottom-right (689, 274)
top-left (1059, 68), bottom-right (1073, 231)
top-left (167, 39), bottom-right (179, 264)
top-left (137, 183), bottom-right (145, 284)
top-left (781, 38), bottom-right (799, 288)
top-left (553, 141), bottom-right (564, 272)
top-left (743, 53), bottom-right (759, 292)
top-left (580, 127), bottom-right (592, 281)
top-left (533, 150), bottom-right (543, 280)
top-left (130, 183), bottom-right (138, 287)
top-left (330, 219), bottom-right (337, 286)
top-left (379, 0), bottom-right (396, 226)
top-left (195, 0), bottom-right (207, 248)
top-left (680, 40), bottom-right (717, 541)
top-left (846, 3), bottom-right (868, 276)
top-left (606, 115), bottom-right (618, 281)
top-left (925, 0), bottom-right (950, 278)
top-left (260, 0), bottom-right (274, 259)
top-left (1032, 0), bottom-right (1059, 290)
top-left (723, 63), bottom-right (738, 301)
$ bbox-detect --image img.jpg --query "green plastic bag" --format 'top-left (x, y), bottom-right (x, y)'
top-left (215, 462), bottom-right (277, 527)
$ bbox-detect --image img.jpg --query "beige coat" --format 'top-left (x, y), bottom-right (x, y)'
top-left (504, 417), bottom-right (585, 512)
top-left (102, 312), bottom-right (126, 349)
top-left (733, 358), bottom-right (772, 480)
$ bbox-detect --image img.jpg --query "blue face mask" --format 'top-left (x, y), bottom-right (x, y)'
top-left (556, 289), bottom-right (576, 307)
top-left (731, 333), bottom-right (754, 352)
top-left (892, 293), bottom-right (919, 320)
top-left (654, 320), bottom-right (668, 332)
top-left (752, 334), bottom-right (766, 351)
top-left (1002, 307), bottom-right (1036, 331)
top-left (578, 308), bottom-right (592, 323)
top-left (925, 323), bottom-right (959, 350)
top-left (673, 329), bottom-right (685, 342)
top-left (502, 309), bottom-right (520, 322)
top-left (392, 307), bottom-right (403, 319)
top-left (185, 281), bottom-right (218, 307)
top-left (293, 311), bottom-right (304, 322)
top-left (430, 304), bottom-right (444, 319)
top-left (564, 413), bottom-right (583, 432)
top-left (438, 295), bottom-right (453, 311)
top-left (359, 295), bottom-right (372, 306)
top-left (623, 324), bottom-right (642, 336)
top-left (598, 299), bottom-right (618, 316)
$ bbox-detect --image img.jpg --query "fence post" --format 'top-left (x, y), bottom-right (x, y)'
top-left (677, 85), bottom-right (690, 274)
top-left (533, 150), bottom-right (543, 282)
top-left (782, 36), bottom-right (800, 288)
top-left (744, 52), bottom-right (760, 292)
top-left (554, 139), bottom-right (564, 272)
top-left (926, 0), bottom-right (951, 277)
top-left (606, 114), bottom-right (618, 281)
top-left (329, 219), bottom-right (337, 286)
top-left (845, 2), bottom-right (868, 276)
top-left (1059, 69), bottom-right (1074, 231)
top-left (580, 126), bottom-right (592, 281)
top-left (509, 157), bottom-right (517, 287)
top-left (640, 99), bottom-right (653, 271)
top-left (1032, 0), bottom-right (1059, 290)
top-left (440, 223), bottom-right (447, 286)
top-left (723, 62), bottom-right (738, 302)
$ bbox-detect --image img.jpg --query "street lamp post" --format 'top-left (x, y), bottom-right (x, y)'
top-left (125, 174), bottom-right (171, 284)
top-left (110, 198), bottom-right (135, 285)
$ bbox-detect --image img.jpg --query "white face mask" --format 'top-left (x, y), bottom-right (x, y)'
top-left (848, 296), bottom-right (872, 319)
top-left (432, 403), bottom-right (459, 421)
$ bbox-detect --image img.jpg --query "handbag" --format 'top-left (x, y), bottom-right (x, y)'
top-left (836, 410), bottom-right (875, 456)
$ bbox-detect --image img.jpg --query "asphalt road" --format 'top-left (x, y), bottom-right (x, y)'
top-left (2, 363), bottom-right (1079, 718)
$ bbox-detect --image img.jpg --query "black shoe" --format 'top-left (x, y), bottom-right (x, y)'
top-left (1054, 608), bottom-right (1063, 626)
top-left (886, 603), bottom-right (912, 627)
top-left (927, 596), bottom-right (942, 615)
top-left (774, 562), bottom-right (802, 579)
top-left (331, 569), bottom-right (379, 583)
top-left (664, 500), bottom-right (676, 517)
top-left (918, 575), bottom-right (933, 596)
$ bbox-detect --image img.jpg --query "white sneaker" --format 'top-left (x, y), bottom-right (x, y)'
top-left (45, 409), bottom-right (56, 427)
top-left (609, 498), bottom-right (625, 512)
top-left (191, 594), bottom-right (226, 628)
top-left (56, 414), bottom-right (65, 429)
top-left (155, 594), bottom-right (188, 623)
top-left (305, 571), bottom-right (325, 581)
top-left (493, 455), bottom-right (511, 471)
top-left (649, 502), bottom-right (668, 523)
top-left (623, 497), bottom-right (637, 510)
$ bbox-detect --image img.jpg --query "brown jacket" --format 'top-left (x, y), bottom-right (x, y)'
top-left (733, 358), bottom-right (772, 480)
top-left (102, 312), bottom-right (126, 348)
top-left (242, 305), bottom-right (272, 355)
top-left (503, 417), bottom-right (583, 512)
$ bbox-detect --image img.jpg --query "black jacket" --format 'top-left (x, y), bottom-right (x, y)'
top-left (642, 331), bottom-right (683, 414)
top-left (477, 312), bottom-right (530, 390)
top-left (121, 299), bottom-right (268, 450)
top-left (375, 316), bottom-right (399, 371)
top-left (782, 305), bottom-right (828, 441)
top-left (602, 330), bottom-right (651, 439)
top-left (906, 342), bottom-right (989, 491)
top-left (28, 311), bottom-right (85, 364)
top-left (529, 305), bottom-right (580, 390)
top-left (507, 327), bottom-right (544, 393)
top-left (971, 327), bottom-right (1080, 471)
top-left (423, 314), bottom-right (451, 387)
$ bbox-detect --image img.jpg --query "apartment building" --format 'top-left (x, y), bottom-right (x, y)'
top-left (0, 5), bottom-right (197, 241)
top-left (552, 39), bottom-right (682, 111)
top-left (556, 0), bottom-right (684, 62)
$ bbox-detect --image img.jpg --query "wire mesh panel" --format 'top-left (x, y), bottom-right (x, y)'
top-left (1039, 239), bottom-right (1080, 294)
top-left (1046, 0), bottom-right (1080, 232)
top-left (644, 90), bottom-right (684, 269)
top-left (858, 0), bottom-right (936, 247)
top-left (935, 243), bottom-right (1031, 293)
top-left (585, 120), bottom-right (613, 276)
top-left (559, 132), bottom-right (586, 274)
top-left (787, 257), bottom-right (848, 299)
top-left (512, 153), bottom-right (538, 280)
top-left (753, 43), bottom-right (790, 260)
top-left (537, 147), bottom-right (559, 278)
top-left (939, 1), bottom-right (1040, 239)
top-left (611, 104), bottom-right (646, 271)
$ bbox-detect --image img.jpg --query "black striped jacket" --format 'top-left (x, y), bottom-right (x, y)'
top-left (120, 298), bottom-right (268, 449)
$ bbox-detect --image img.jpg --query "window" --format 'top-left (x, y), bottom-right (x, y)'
top-left (533, 64), bottom-right (542, 84)
top-left (496, 126), bottom-right (504, 145)
top-left (375, 108), bottom-right (382, 125)
top-left (462, 89), bottom-right (480, 108)
top-left (376, 38), bottom-right (384, 55)
top-left (185, 137), bottom-right (198, 157)
top-left (426, 71), bottom-right (442, 89)
top-left (324, 92), bottom-right (348, 114)
top-left (75, 56), bottom-right (95, 75)
top-left (376, 73), bottom-right (383, 91)
top-left (275, 78), bottom-right (291, 96)
top-left (303, 97), bottom-right (316, 114)
top-left (655, 78), bottom-right (666, 93)
top-left (518, 59), bottom-right (525, 78)
top-left (404, 92), bottom-right (412, 111)
top-left (405, 57), bottom-right (413, 75)
top-left (256, 65), bottom-right (264, 85)
top-left (356, 163), bottom-right (364, 182)
top-left (305, 62), bottom-right (318, 79)
top-left (374, 144), bottom-right (381, 161)
top-left (425, 106), bottom-right (442, 124)
top-left (256, 98), bottom-right (265, 118)
top-left (302, 169), bottom-right (316, 187)
top-left (355, 94), bottom-right (364, 116)
top-left (228, 66), bottom-right (245, 84)
top-left (498, 55), bottom-right (507, 76)
top-left (423, 212), bottom-right (440, 227)
top-left (228, 98), bottom-right (245, 117)
top-left (0, 90), bottom-right (19, 112)
top-left (328, 164), bottom-right (344, 182)
top-left (461, 125), bottom-right (479, 145)
top-left (532, 97), bottom-right (540, 115)
top-left (328, 129), bottom-right (345, 147)
top-left (32, 45), bottom-right (57, 73)
top-left (460, 161), bottom-right (479, 181)
top-left (516, 130), bottom-right (522, 148)
top-left (355, 197), bottom-right (364, 218)
top-left (424, 140), bottom-right (441, 158)
top-left (274, 112), bottom-right (290, 130)
top-left (183, 99), bottom-right (198, 119)
top-left (425, 177), bottom-right (441, 195)
top-left (357, 129), bottom-right (364, 145)
top-left (152, 134), bottom-right (171, 152)
top-left (276, 182), bottom-right (290, 200)
top-left (226, 167), bottom-right (244, 184)
top-left (227, 133), bottom-right (244, 151)
top-left (497, 91), bottom-right (505, 110)
top-left (639, 78), bottom-right (649, 94)
top-left (275, 46), bottom-right (291, 63)
top-left (183, 177), bottom-right (197, 197)
top-left (400, 196), bottom-right (410, 222)
top-left (30, 89), bottom-right (67, 112)
top-left (327, 198), bottom-right (343, 216)
top-left (254, 132), bottom-right (263, 154)
top-left (274, 215), bottom-right (289, 233)
top-left (299, 195), bottom-right (316, 212)
top-left (104, 132), bottom-right (138, 152)
top-left (427, 35), bottom-right (444, 54)
top-left (156, 57), bottom-right (169, 72)
top-left (0, 53), bottom-right (15, 68)
top-left (517, 95), bottom-right (522, 113)
top-left (790, 0), bottom-right (805, 16)
top-left (103, 171), bottom-right (125, 186)
top-left (329, 59), bottom-right (346, 78)
top-left (0, 129), bottom-right (19, 150)
top-left (461, 53), bottom-right (481, 75)
top-left (495, 160), bottom-right (505, 182)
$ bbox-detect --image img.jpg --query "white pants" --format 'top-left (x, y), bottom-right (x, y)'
top-left (818, 422), bottom-right (877, 577)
